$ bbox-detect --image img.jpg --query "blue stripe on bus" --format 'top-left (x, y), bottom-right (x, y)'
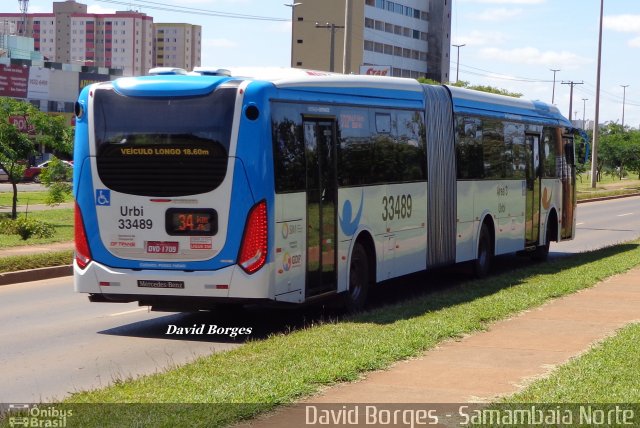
top-left (72, 86), bottom-right (91, 197)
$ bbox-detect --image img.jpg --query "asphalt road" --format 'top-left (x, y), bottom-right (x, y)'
top-left (0, 196), bottom-right (638, 404)
top-left (0, 183), bottom-right (46, 192)
top-left (553, 195), bottom-right (640, 254)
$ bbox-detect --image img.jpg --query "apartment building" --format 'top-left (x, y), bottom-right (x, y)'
top-left (291, 0), bottom-right (451, 82)
top-left (0, 0), bottom-right (201, 76)
top-left (153, 23), bottom-right (201, 70)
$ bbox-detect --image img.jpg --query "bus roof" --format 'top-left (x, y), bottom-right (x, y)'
top-left (446, 85), bottom-right (572, 127)
top-left (194, 66), bottom-right (425, 94)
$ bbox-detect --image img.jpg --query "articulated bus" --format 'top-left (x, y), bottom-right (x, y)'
top-left (73, 68), bottom-right (578, 311)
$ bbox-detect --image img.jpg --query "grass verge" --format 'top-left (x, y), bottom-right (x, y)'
top-left (502, 322), bottom-right (640, 403)
top-left (0, 209), bottom-right (73, 248)
top-left (0, 250), bottom-right (72, 273)
top-left (0, 191), bottom-right (73, 207)
top-left (577, 188), bottom-right (640, 201)
top-left (576, 175), bottom-right (640, 201)
top-left (48, 241), bottom-right (640, 427)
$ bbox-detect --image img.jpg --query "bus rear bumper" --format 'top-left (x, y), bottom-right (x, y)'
top-left (74, 260), bottom-right (273, 301)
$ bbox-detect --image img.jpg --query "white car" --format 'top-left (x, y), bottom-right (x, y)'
top-left (0, 168), bottom-right (8, 182)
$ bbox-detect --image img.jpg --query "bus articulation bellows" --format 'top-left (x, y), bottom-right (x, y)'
top-left (73, 68), bottom-right (580, 311)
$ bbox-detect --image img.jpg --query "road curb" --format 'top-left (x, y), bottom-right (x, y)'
top-left (577, 192), bottom-right (640, 204)
top-left (0, 265), bottom-right (72, 286)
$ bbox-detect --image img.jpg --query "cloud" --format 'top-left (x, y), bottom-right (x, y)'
top-left (629, 36), bottom-right (640, 48)
top-left (603, 15), bottom-right (640, 33)
top-left (480, 47), bottom-right (592, 70)
top-left (454, 30), bottom-right (508, 47)
top-left (476, 8), bottom-right (523, 21)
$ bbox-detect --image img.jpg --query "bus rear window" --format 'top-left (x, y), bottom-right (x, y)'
top-left (93, 86), bottom-right (236, 196)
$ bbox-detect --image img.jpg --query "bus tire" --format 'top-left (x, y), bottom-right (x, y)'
top-left (344, 242), bottom-right (370, 312)
top-left (532, 215), bottom-right (555, 262)
top-left (473, 223), bottom-right (493, 278)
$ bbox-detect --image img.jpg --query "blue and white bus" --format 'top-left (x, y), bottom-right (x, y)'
top-left (73, 68), bottom-right (578, 311)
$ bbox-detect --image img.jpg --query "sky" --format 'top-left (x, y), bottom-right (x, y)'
top-left (19, 0), bottom-right (640, 128)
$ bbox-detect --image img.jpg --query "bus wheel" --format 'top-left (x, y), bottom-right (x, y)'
top-left (473, 224), bottom-right (493, 278)
top-left (532, 223), bottom-right (552, 262)
top-left (345, 243), bottom-right (370, 312)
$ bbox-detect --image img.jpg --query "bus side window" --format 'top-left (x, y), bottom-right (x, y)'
top-left (455, 116), bottom-right (483, 179)
top-left (337, 107), bottom-right (372, 186)
top-left (482, 119), bottom-right (505, 179)
top-left (542, 127), bottom-right (558, 178)
top-left (272, 109), bottom-right (305, 193)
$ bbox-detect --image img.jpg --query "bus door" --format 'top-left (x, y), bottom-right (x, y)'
top-left (525, 133), bottom-right (541, 245)
top-left (303, 119), bottom-right (338, 297)
top-left (561, 135), bottom-right (576, 239)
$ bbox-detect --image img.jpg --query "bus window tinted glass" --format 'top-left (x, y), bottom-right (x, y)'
top-left (482, 119), bottom-right (505, 179)
top-left (455, 116), bottom-right (483, 179)
top-left (272, 104), bottom-right (306, 192)
top-left (93, 86), bottom-right (235, 196)
top-left (542, 127), bottom-right (557, 178)
top-left (504, 122), bottom-right (526, 179)
top-left (338, 108), bottom-right (372, 186)
top-left (395, 110), bottom-right (426, 181)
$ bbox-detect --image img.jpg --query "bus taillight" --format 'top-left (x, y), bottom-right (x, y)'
top-left (238, 200), bottom-right (267, 274)
top-left (75, 202), bottom-right (92, 269)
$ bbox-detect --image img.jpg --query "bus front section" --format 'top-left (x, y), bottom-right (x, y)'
top-left (73, 75), bottom-right (272, 310)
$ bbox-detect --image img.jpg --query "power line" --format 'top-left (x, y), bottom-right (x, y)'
top-left (96, 0), bottom-right (288, 21)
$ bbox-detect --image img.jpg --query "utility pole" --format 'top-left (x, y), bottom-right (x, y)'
top-left (561, 80), bottom-right (584, 121)
top-left (452, 44), bottom-right (465, 83)
top-left (621, 84), bottom-right (629, 128)
top-left (316, 22), bottom-right (344, 72)
top-left (591, 0), bottom-right (604, 188)
top-left (342, 0), bottom-right (352, 74)
top-left (582, 98), bottom-right (588, 127)
top-left (550, 69), bottom-right (560, 104)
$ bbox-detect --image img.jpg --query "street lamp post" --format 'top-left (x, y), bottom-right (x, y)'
top-left (284, 3), bottom-right (302, 68)
top-left (316, 22), bottom-right (344, 72)
top-left (591, 0), bottom-right (604, 188)
top-left (621, 84), bottom-right (629, 128)
top-left (343, 0), bottom-right (352, 74)
top-left (452, 44), bottom-right (465, 83)
top-left (550, 69), bottom-right (560, 104)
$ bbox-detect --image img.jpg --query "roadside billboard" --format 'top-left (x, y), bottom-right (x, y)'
top-left (27, 67), bottom-right (51, 99)
top-left (79, 72), bottom-right (109, 92)
top-left (0, 64), bottom-right (29, 97)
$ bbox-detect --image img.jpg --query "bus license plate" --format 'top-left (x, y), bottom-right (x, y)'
top-left (146, 241), bottom-right (179, 254)
top-left (137, 280), bottom-right (185, 289)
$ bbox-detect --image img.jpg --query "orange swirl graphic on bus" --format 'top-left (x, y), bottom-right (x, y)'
top-left (542, 187), bottom-right (553, 210)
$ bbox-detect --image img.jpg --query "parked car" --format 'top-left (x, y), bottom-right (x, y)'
top-left (0, 168), bottom-right (8, 182)
top-left (23, 160), bottom-right (73, 182)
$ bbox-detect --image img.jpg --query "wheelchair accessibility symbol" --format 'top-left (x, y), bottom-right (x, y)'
top-left (96, 189), bottom-right (111, 206)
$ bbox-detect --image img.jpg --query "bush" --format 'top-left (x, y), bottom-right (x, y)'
top-left (0, 217), bottom-right (55, 240)
top-left (40, 156), bottom-right (73, 206)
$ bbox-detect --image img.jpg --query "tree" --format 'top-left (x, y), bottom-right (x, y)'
top-left (40, 156), bottom-right (73, 206)
top-left (0, 97), bottom-right (73, 219)
top-left (417, 78), bottom-right (523, 98)
top-left (596, 123), bottom-right (640, 181)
